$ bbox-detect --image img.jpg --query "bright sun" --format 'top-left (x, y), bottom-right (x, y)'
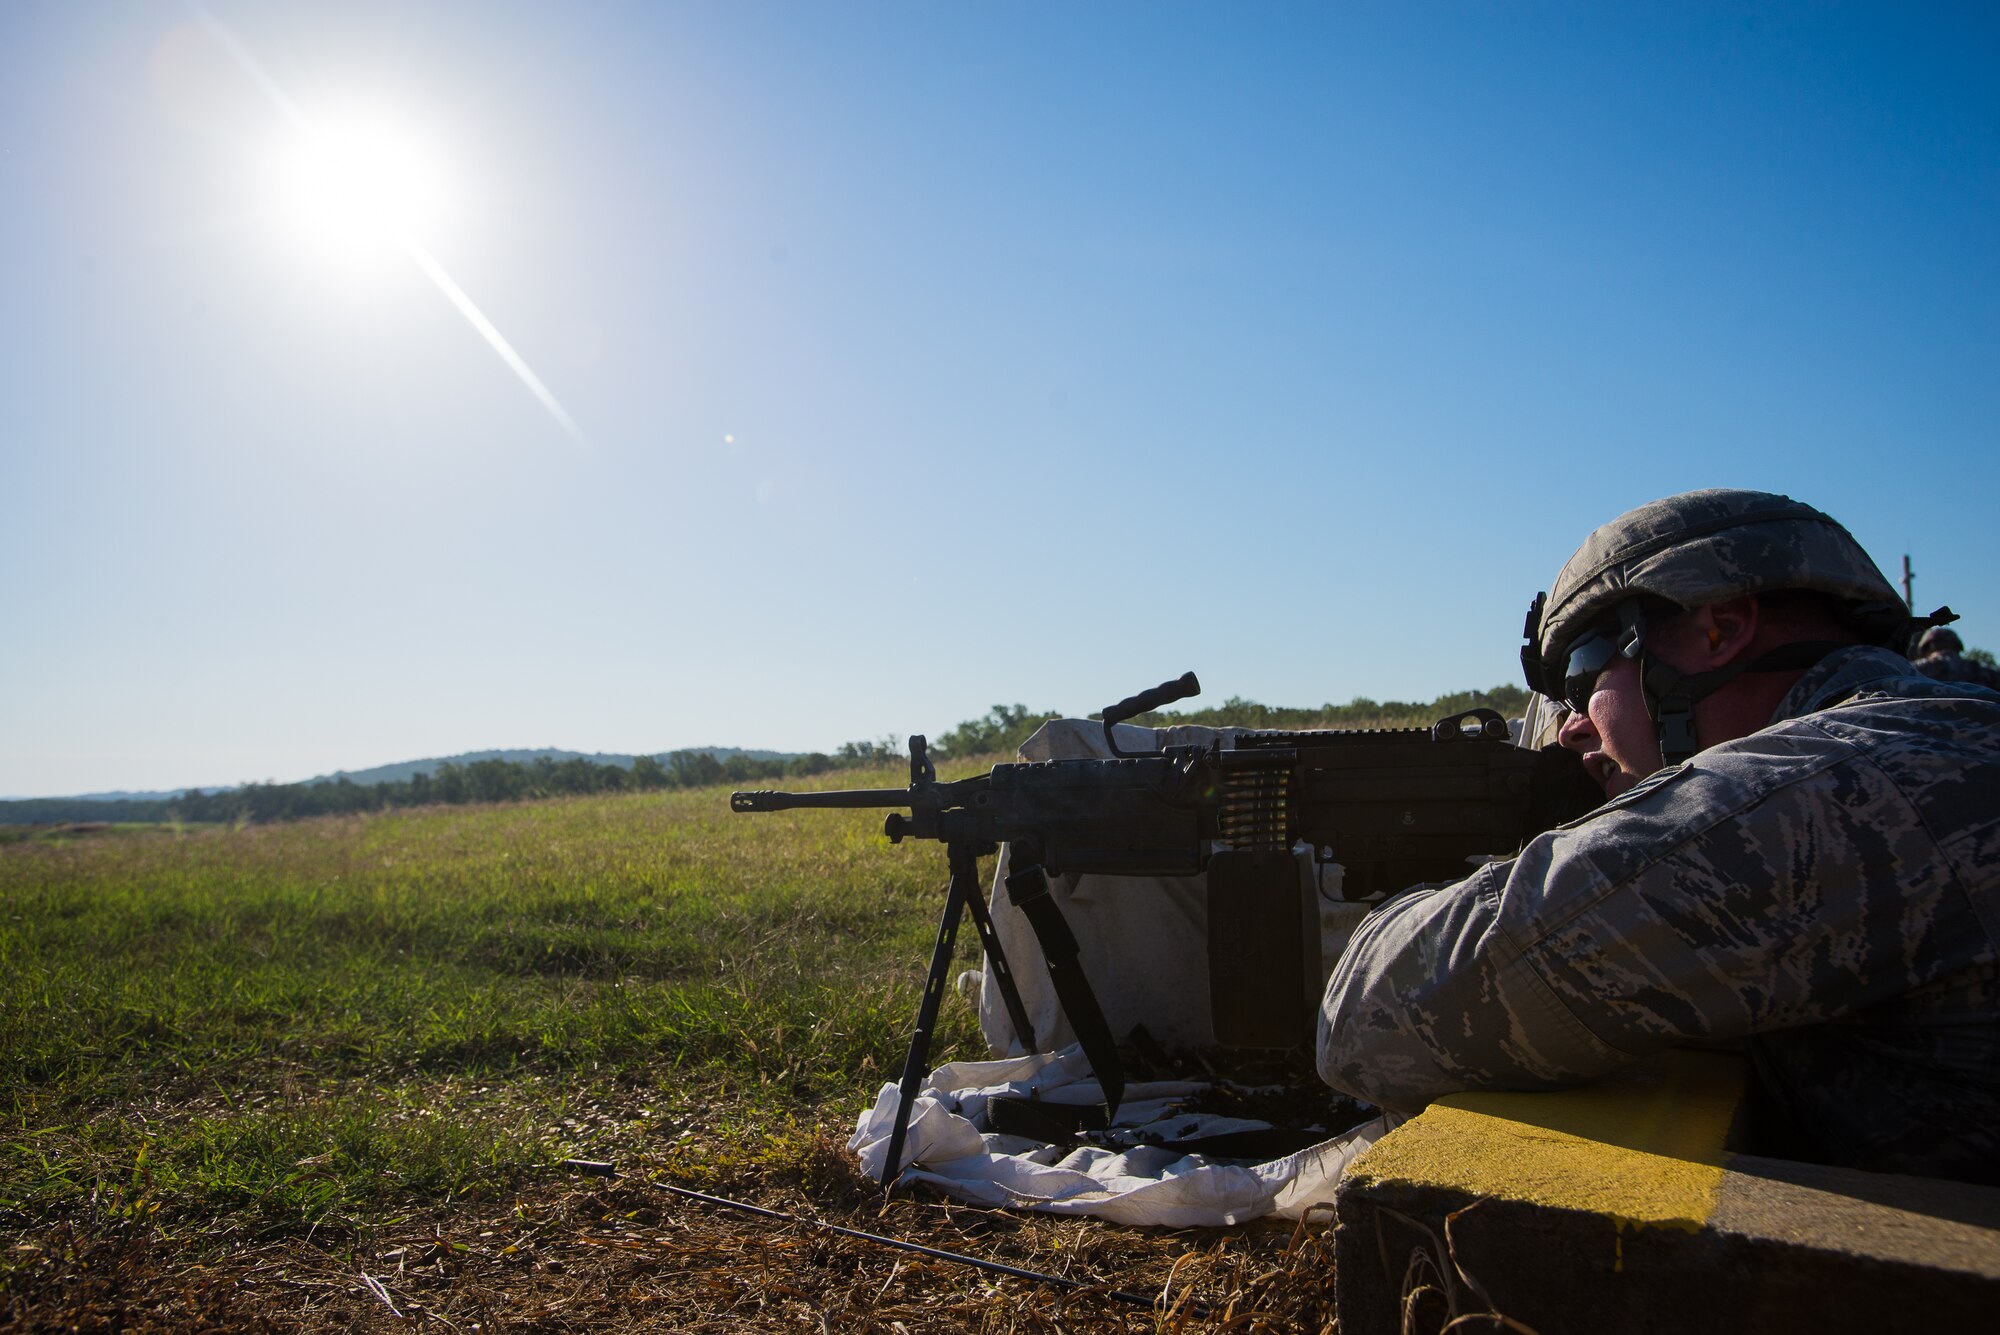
top-left (205, 6), bottom-right (581, 434)
top-left (269, 110), bottom-right (450, 258)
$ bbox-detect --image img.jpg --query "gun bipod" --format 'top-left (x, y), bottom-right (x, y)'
top-left (879, 840), bottom-right (1128, 1194)
top-left (880, 838), bottom-right (1043, 1193)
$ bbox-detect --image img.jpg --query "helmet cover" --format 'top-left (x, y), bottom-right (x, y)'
top-left (1917, 625), bottom-right (1965, 656)
top-left (1529, 488), bottom-right (1902, 687)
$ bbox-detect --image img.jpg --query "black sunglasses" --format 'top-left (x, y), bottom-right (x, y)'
top-left (1558, 609), bottom-right (1646, 715)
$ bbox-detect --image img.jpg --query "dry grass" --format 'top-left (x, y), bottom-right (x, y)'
top-left (4, 1130), bottom-right (1339, 1332)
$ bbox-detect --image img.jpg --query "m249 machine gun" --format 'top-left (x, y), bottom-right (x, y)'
top-left (731, 673), bottom-right (1600, 1187)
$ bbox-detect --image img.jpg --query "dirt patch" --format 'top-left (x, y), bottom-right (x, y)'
top-left (3, 1162), bottom-right (1339, 1332)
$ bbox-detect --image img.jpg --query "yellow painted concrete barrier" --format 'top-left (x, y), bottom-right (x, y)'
top-left (1352, 1049), bottom-right (1742, 1232)
top-left (1331, 1049), bottom-right (2000, 1334)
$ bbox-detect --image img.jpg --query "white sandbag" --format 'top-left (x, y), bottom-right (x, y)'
top-left (973, 718), bottom-right (1374, 1055)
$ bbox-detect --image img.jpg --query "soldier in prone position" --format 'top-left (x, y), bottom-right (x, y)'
top-left (1911, 624), bottom-right (2000, 690)
top-left (1318, 488), bottom-right (2000, 1184)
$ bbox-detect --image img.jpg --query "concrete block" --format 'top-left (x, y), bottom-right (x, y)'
top-left (1332, 1050), bottom-right (2000, 1334)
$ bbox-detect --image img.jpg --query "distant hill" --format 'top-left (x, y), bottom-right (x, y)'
top-left (66, 788), bottom-right (196, 803)
top-left (303, 747), bottom-right (792, 789)
top-left (1, 746), bottom-right (794, 823)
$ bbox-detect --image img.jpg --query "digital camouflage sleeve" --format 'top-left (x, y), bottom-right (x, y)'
top-left (1318, 646), bottom-right (2000, 1182)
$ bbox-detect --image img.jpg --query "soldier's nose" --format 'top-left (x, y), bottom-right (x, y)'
top-left (1557, 706), bottom-right (1597, 752)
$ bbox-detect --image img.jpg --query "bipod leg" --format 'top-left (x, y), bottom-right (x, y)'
top-left (879, 841), bottom-right (979, 1192)
top-left (962, 858), bottom-right (1037, 1053)
top-left (1003, 863), bottom-right (1125, 1116)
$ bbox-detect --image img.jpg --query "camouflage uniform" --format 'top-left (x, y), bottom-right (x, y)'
top-left (1321, 488), bottom-right (2000, 1185)
top-left (1320, 647), bottom-right (2000, 1182)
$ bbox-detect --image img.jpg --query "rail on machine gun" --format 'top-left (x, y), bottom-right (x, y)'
top-left (731, 673), bottom-right (1599, 1191)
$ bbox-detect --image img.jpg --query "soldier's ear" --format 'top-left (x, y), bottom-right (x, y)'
top-left (1693, 597), bottom-right (1760, 667)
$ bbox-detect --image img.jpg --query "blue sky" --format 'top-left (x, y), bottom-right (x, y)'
top-left (3, 2), bottom-right (1995, 797)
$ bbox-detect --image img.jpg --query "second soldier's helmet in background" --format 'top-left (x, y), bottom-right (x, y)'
top-left (1917, 625), bottom-right (1965, 657)
top-left (1524, 489), bottom-right (1907, 690)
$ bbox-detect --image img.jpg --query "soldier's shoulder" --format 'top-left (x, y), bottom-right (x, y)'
top-left (1795, 685), bottom-right (2000, 811)
top-left (1543, 729), bottom-right (1858, 876)
top-left (1825, 668), bottom-right (2000, 718)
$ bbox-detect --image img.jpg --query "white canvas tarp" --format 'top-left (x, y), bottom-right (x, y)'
top-left (849, 1045), bottom-right (1389, 1226)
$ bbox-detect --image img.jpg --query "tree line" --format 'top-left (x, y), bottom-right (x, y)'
top-left (162, 741), bottom-right (910, 825)
top-left (1130, 685), bottom-right (1531, 733)
top-left (4, 685), bottom-right (1530, 828)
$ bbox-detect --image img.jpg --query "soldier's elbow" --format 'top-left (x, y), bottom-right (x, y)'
top-left (1318, 985), bottom-right (1474, 1111)
top-left (1316, 1003), bottom-right (1412, 1111)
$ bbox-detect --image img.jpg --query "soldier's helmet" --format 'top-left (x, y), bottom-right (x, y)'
top-left (1917, 625), bottom-right (1965, 657)
top-left (1523, 489), bottom-right (1906, 694)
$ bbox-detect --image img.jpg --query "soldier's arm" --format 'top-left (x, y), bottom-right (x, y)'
top-left (1314, 855), bottom-right (1637, 1111)
top-left (1317, 721), bottom-right (1957, 1111)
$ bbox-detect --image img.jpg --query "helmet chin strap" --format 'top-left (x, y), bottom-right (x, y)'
top-left (1640, 642), bottom-right (1850, 766)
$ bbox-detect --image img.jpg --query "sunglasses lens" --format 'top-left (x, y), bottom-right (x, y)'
top-left (1562, 631), bottom-right (1622, 713)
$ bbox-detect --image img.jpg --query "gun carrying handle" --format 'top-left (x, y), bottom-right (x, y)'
top-left (1100, 672), bottom-right (1200, 757)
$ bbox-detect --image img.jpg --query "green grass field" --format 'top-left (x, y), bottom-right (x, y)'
top-left (1, 763), bottom-right (972, 1217)
top-left (0, 769), bottom-right (1339, 1330)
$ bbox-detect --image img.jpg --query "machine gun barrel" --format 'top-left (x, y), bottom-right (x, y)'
top-left (730, 788), bottom-right (913, 813)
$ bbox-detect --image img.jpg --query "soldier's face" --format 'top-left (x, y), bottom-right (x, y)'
top-left (1557, 654), bottom-right (1661, 798)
